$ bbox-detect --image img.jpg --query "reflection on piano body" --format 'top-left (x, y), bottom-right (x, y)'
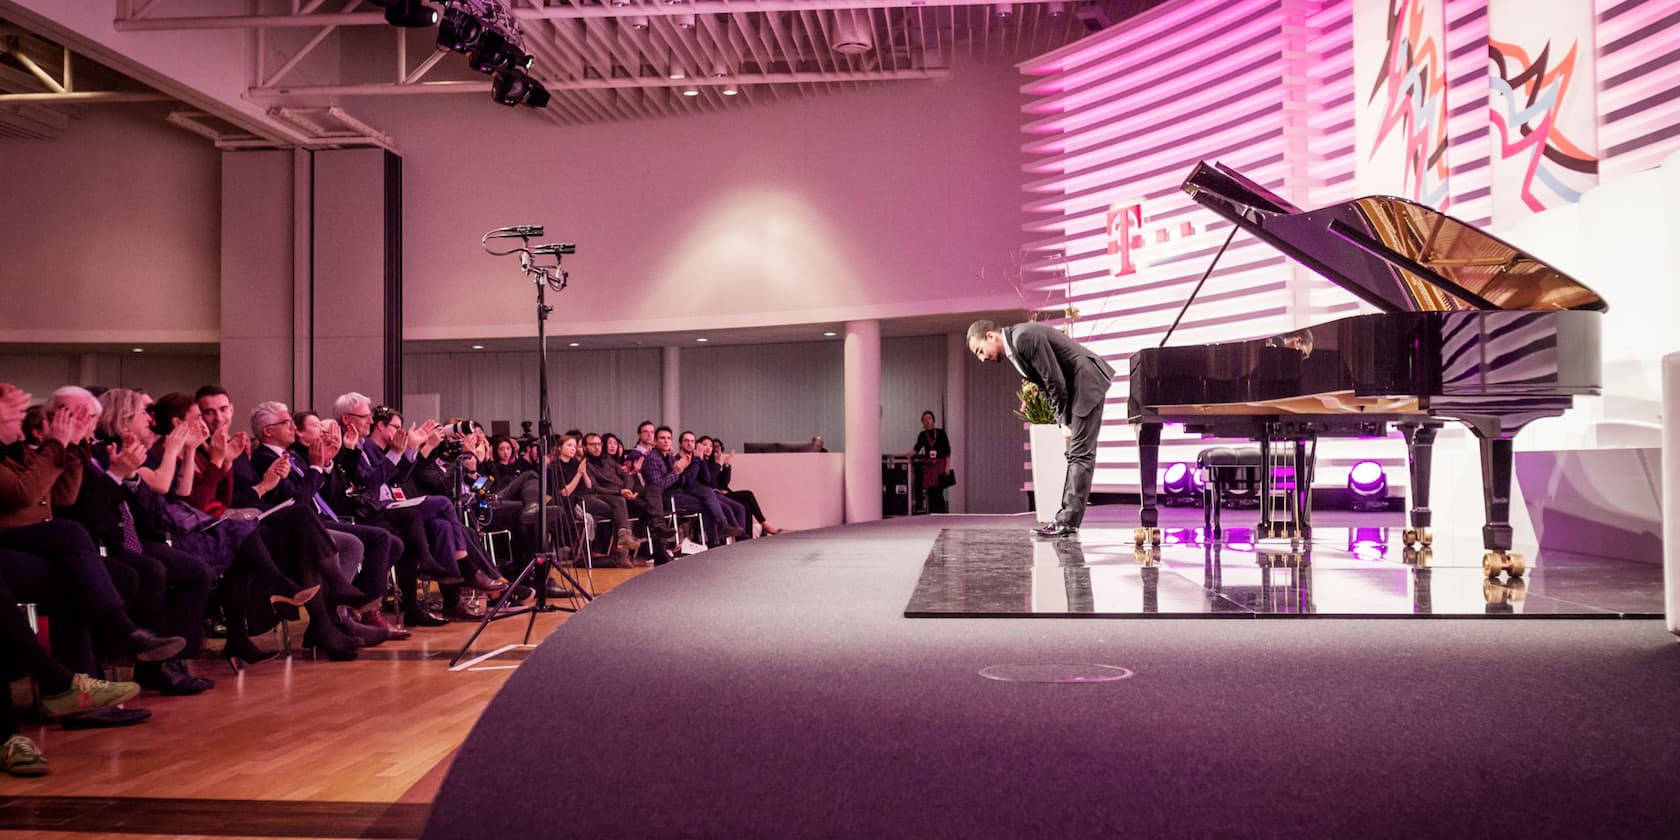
top-left (1128, 162), bottom-right (1607, 578)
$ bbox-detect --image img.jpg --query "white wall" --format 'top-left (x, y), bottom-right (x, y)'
top-left (355, 64), bottom-right (1029, 341)
top-left (0, 106), bottom-right (219, 343)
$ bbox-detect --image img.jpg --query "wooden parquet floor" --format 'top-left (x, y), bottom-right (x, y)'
top-left (0, 567), bottom-right (648, 838)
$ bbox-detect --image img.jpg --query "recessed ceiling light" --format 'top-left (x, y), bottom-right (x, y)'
top-left (695, 337), bottom-right (709, 343)
top-left (131, 347), bottom-right (144, 353)
top-left (471, 344), bottom-right (485, 350)
top-left (568, 342), bottom-right (580, 347)
top-left (823, 331), bottom-right (837, 337)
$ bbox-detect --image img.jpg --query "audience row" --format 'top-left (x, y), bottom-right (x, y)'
top-left (0, 380), bottom-right (778, 777)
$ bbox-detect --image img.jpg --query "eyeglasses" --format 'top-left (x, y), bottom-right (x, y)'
top-left (264, 418), bottom-right (296, 429)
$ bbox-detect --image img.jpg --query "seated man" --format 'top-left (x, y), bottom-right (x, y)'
top-left (583, 432), bottom-right (671, 566)
top-left (332, 395), bottom-right (502, 623)
top-left (237, 401), bottom-right (404, 644)
top-left (677, 431), bottom-right (747, 543)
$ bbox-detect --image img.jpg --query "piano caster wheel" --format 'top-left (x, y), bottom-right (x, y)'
top-left (1134, 547), bottom-right (1161, 567)
top-left (1482, 551), bottom-right (1514, 578)
top-left (1506, 576), bottom-right (1527, 601)
top-left (1133, 527), bottom-right (1161, 546)
top-left (1506, 554), bottom-right (1526, 577)
top-left (1403, 547), bottom-right (1432, 568)
top-left (1402, 527), bottom-right (1432, 546)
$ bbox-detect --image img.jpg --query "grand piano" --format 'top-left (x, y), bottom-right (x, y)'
top-left (1128, 162), bottom-right (1607, 578)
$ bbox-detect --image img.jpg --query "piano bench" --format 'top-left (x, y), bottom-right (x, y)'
top-left (1196, 446), bottom-right (1263, 533)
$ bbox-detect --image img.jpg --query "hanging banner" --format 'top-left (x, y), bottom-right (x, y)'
top-left (1354, 0), bottom-right (1451, 208)
top-left (1488, 0), bottom-right (1599, 221)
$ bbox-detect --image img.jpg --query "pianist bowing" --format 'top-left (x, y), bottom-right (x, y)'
top-left (968, 319), bottom-right (1117, 539)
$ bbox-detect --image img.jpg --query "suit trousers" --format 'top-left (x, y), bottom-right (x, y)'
top-left (1057, 402), bottom-right (1105, 527)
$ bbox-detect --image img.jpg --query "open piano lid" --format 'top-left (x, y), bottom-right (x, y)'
top-left (1181, 161), bottom-right (1608, 314)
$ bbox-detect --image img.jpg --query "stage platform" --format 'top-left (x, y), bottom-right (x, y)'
top-left (905, 506), bottom-right (1665, 618)
top-left (422, 507), bottom-right (1679, 839)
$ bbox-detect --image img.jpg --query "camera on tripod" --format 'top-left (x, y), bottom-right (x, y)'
top-left (466, 474), bottom-right (496, 529)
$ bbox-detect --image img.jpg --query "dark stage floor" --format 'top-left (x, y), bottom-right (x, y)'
top-left (905, 506), bottom-right (1666, 618)
top-left (424, 508), bottom-right (1680, 840)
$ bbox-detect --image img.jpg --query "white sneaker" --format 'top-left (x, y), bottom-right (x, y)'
top-left (679, 539), bottom-right (708, 555)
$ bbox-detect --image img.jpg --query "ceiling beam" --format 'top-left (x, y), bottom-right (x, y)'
top-left (250, 67), bottom-right (949, 99)
top-left (113, 1), bottom-right (1067, 30)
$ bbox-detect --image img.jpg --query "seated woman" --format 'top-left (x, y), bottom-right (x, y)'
top-left (50, 386), bottom-right (216, 695)
top-left (111, 390), bottom-right (359, 664)
top-left (0, 383), bottom-right (187, 674)
top-left (705, 437), bottom-right (781, 535)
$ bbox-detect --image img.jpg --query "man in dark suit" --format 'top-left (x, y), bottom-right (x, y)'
top-left (968, 320), bottom-right (1116, 538)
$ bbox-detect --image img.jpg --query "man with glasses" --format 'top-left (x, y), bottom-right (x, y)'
top-left (332, 393), bottom-right (506, 624)
top-left (238, 402), bottom-right (407, 642)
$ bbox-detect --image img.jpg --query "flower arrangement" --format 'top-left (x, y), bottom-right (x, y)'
top-left (1014, 381), bottom-right (1055, 425)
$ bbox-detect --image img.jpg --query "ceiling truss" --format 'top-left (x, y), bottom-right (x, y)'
top-left (111, 0), bottom-right (1094, 125)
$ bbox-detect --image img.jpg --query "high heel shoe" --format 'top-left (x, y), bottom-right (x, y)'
top-left (270, 584), bottom-right (321, 608)
top-left (225, 641), bottom-right (281, 673)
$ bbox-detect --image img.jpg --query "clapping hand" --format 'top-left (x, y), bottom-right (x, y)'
top-left (183, 417), bottom-right (211, 450)
top-left (207, 425), bottom-right (228, 461)
top-left (721, 450), bottom-right (734, 466)
top-left (0, 384), bottom-right (30, 433)
top-left (44, 406), bottom-right (80, 446)
top-left (230, 431), bottom-right (252, 459)
top-left (337, 418), bottom-right (359, 449)
top-left (389, 423), bottom-right (411, 452)
top-left (266, 454), bottom-right (292, 482)
top-left (309, 436), bottom-right (333, 468)
top-left (108, 434), bottom-right (147, 479)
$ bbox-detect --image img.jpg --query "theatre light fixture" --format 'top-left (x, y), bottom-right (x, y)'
top-left (370, 0), bottom-right (438, 27)
top-left (1347, 460), bottom-right (1388, 512)
top-left (435, 0), bottom-right (547, 109)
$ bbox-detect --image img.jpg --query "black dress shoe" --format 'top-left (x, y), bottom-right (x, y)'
top-left (403, 608), bottom-right (449, 628)
top-left (136, 661), bottom-right (215, 695)
top-left (121, 629), bottom-right (187, 663)
top-left (1031, 522), bottom-right (1079, 539)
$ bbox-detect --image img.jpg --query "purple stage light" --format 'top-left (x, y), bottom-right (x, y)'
top-left (1348, 461), bottom-right (1385, 493)
top-left (1162, 462), bottom-right (1199, 506)
top-left (1347, 461), bottom-right (1388, 512)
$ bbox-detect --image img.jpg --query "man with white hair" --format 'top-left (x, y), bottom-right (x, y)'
top-left (237, 401), bottom-right (405, 642)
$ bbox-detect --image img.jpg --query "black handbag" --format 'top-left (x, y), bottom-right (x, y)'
top-left (938, 469), bottom-right (957, 488)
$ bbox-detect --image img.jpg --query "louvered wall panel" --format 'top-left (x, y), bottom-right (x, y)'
top-left (1019, 0), bottom-right (1406, 494)
top-left (1596, 0), bottom-right (1680, 177)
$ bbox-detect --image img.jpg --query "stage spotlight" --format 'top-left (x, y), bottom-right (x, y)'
top-left (1161, 462), bottom-right (1199, 507)
top-left (372, 0), bottom-right (438, 27)
top-left (1347, 460), bottom-right (1389, 512)
top-left (468, 29), bottom-right (530, 74)
top-left (437, 5), bottom-right (482, 51)
top-left (491, 68), bottom-right (550, 108)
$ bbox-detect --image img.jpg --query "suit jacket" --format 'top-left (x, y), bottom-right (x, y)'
top-left (234, 443), bottom-right (334, 512)
top-left (1005, 322), bottom-right (1117, 427)
top-left (342, 438), bottom-right (417, 508)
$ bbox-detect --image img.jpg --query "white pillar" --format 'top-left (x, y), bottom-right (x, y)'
top-left (1663, 352), bottom-right (1680, 638)
top-left (662, 346), bottom-right (681, 430)
top-left (844, 319), bottom-right (882, 523)
top-left (945, 332), bottom-right (967, 514)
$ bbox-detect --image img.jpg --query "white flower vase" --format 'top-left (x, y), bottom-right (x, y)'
top-left (1029, 423), bottom-right (1066, 524)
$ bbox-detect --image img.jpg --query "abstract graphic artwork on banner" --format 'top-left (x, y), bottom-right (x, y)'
top-left (1487, 0), bottom-right (1598, 220)
top-left (1354, 0), bottom-right (1451, 207)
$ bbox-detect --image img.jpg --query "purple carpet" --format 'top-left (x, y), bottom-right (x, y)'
top-left (423, 513), bottom-right (1680, 838)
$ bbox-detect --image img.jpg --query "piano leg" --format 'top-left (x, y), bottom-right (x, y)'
top-left (1135, 422), bottom-right (1162, 546)
top-left (1399, 421), bottom-right (1440, 546)
top-left (1475, 431), bottom-right (1527, 579)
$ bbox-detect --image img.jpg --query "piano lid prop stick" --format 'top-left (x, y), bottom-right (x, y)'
top-left (1160, 226), bottom-right (1239, 348)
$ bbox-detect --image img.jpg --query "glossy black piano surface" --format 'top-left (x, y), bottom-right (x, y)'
top-left (1127, 161), bottom-right (1608, 571)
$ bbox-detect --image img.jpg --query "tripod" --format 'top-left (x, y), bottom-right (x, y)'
top-left (451, 228), bottom-right (593, 670)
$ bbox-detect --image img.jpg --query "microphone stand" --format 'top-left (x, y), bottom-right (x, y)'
top-left (452, 229), bottom-right (593, 670)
